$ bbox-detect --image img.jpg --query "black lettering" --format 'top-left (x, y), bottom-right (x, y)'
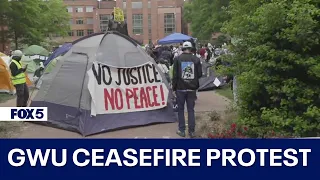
top-left (136, 66), bottom-right (142, 84)
top-left (142, 65), bottom-right (148, 83)
top-left (146, 64), bottom-right (154, 83)
top-left (130, 68), bottom-right (138, 85)
top-left (152, 64), bottom-right (161, 82)
top-left (115, 68), bottom-right (122, 85)
top-left (102, 65), bottom-right (112, 85)
top-left (123, 68), bottom-right (130, 85)
top-left (92, 63), bottom-right (102, 85)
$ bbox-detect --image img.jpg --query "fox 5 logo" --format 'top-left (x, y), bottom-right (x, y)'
top-left (0, 107), bottom-right (48, 121)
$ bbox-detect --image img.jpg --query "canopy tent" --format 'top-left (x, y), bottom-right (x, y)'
top-left (30, 31), bottom-right (176, 136)
top-left (158, 33), bottom-right (193, 45)
top-left (44, 43), bottom-right (72, 66)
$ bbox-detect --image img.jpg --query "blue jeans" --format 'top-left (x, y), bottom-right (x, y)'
top-left (176, 90), bottom-right (196, 133)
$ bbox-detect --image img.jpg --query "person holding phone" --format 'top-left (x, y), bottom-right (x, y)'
top-left (10, 50), bottom-right (29, 107)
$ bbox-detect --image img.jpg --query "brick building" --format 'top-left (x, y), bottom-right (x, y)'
top-left (57, 0), bottom-right (186, 45)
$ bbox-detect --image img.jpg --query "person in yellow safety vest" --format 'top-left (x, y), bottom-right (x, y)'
top-left (10, 50), bottom-right (29, 107)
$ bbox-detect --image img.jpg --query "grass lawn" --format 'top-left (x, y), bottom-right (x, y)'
top-left (0, 93), bottom-right (16, 103)
top-left (215, 84), bottom-right (234, 101)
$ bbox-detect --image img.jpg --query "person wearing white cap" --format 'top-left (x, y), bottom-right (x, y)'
top-left (172, 41), bottom-right (203, 138)
top-left (10, 50), bottom-right (29, 107)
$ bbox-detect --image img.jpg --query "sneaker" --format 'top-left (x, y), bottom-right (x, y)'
top-left (176, 130), bottom-right (186, 137)
top-left (189, 132), bottom-right (196, 138)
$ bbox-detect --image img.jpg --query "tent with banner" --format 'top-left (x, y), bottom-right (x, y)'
top-left (198, 60), bottom-right (226, 91)
top-left (30, 31), bottom-right (176, 136)
top-left (158, 33), bottom-right (194, 45)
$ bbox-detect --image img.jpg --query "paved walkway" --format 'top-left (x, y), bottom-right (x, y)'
top-left (1, 91), bottom-right (230, 138)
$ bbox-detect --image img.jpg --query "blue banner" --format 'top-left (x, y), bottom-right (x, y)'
top-left (0, 139), bottom-right (319, 180)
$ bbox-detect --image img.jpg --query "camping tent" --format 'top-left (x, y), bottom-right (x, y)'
top-left (30, 31), bottom-right (176, 136)
top-left (44, 43), bottom-right (72, 66)
top-left (158, 33), bottom-right (193, 45)
top-left (24, 45), bottom-right (49, 56)
top-left (0, 57), bottom-right (32, 94)
top-left (0, 52), bottom-right (10, 66)
top-left (0, 57), bottom-right (15, 94)
top-left (198, 60), bottom-right (226, 91)
top-left (23, 45), bottom-right (49, 62)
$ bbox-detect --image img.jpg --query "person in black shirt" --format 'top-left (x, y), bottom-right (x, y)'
top-left (172, 42), bottom-right (202, 138)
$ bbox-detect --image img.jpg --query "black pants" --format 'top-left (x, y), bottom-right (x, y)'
top-left (14, 83), bottom-right (29, 107)
top-left (176, 91), bottom-right (197, 133)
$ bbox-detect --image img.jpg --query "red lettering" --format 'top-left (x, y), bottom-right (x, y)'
top-left (139, 87), bottom-right (148, 108)
top-left (104, 88), bottom-right (115, 110)
top-left (114, 89), bottom-right (123, 110)
top-left (133, 87), bottom-right (141, 109)
top-left (125, 88), bottom-right (134, 109)
top-left (146, 86), bottom-right (154, 107)
top-left (152, 86), bottom-right (160, 106)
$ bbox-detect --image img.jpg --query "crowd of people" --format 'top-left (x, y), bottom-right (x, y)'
top-left (142, 40), bottom-right (231, 138)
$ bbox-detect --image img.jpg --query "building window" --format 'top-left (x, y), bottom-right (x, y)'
top-left (76, 18), bottom-right (84, 24)
top-left (100, 14), bottom-right (112, 32)
top-left (67, 7), bottom-right (73, 13)
top-left (69, 19), bottom-right (73, 25)
top-left (68, 31), bottom-right (74, 37)
top-left (76, 30), bottom-right (84, 37)
top-left (123, 2), bottom-right (126, 9)
top-left (86, 18), bottom-right (93, 24)
top-left (132, 2), bottom-right (142, 9)
top-left (148, 14), bottom-right (151, 35)
top-left (86, 6), bottom-right (93, 12)
top-left (75, 7), bottom-right (83, 13)
top-left (148, 2), bottom-right (151, 8)
top-left (132, 14), bottom-right (143, 34)
top-left (87, 29), bottom-right (94, 35)
top-left (164, 13), bottom-right (175, 34)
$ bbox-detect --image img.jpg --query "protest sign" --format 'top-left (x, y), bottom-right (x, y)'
top-left (88, 61), bottom-right (169, 116)
top-left (114, 7), bottom-right (124, 22)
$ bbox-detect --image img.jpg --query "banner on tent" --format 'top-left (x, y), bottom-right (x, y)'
top-left (87, 61), bottom-right (169, 116)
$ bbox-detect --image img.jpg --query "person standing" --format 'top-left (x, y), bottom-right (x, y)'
top-left (10, 50), bottom-right (29, 107)
top-left (172, 42), bottom-right (202, 138)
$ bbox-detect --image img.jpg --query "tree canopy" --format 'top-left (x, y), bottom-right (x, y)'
top-left (2, 0), bottom-right (70, 49)
top-left (222, 0), bottom-right (320, 137)
top-left (183, 0), bottom-right (230, 40)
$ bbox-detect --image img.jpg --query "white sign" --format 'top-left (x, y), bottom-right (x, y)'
top-left (87, 61), bottom-right (169, 116)
top-left (0, 107), bottom-right (48, 121)
top-left (213, 78), bottom-right (221, 87)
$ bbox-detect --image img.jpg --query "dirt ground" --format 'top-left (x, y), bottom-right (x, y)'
top-left (0, 91), bottom-right (230, 138)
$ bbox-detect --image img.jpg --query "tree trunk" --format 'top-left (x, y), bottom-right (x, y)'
top-left (14, 30), bottom-right (18, 50)
top-left (0, 26), bottom-right (5, 52)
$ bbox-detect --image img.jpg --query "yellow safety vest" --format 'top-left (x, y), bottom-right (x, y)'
top-left (11, 59), bottom-right (26, 85)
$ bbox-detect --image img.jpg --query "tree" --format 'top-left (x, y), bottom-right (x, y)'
top-left (0, 0), bottom-right (10, 52)
top-left (183, 0), bottom-right (230, 40)
top-left (222, 0), bottom-right (320, 137)
top-left (40, 0), bottom-right (70, 39)
top-left (6, 0), bottom-right (70, 49)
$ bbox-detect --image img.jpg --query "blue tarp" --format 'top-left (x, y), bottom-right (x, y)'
top-left (44, 43), bottom-right (72, 66)
top-left (158, 33), bottom-right (193, 45)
